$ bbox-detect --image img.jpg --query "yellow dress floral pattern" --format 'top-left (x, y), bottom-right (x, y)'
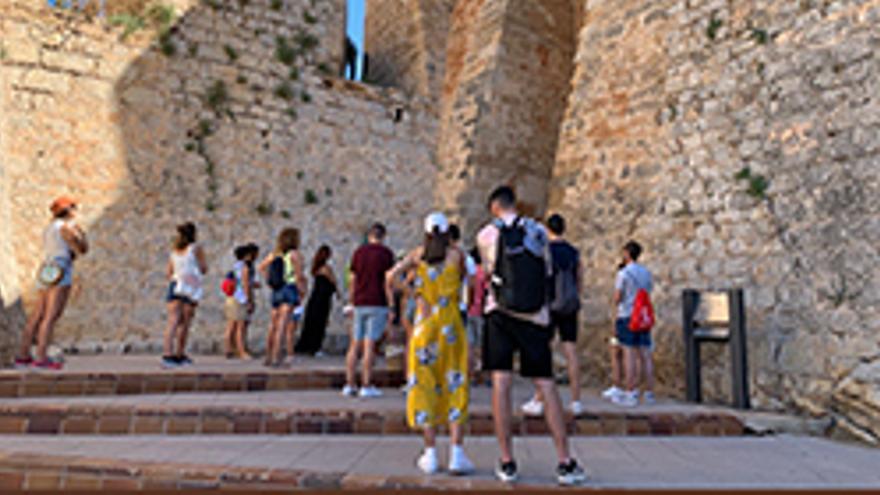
top-left (406, 260), bottom-right (469, 429)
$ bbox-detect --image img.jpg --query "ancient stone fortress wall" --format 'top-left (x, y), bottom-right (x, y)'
top-left (549, 0), bottom-right (880, 441)
top-left (434, 0), bottom-right (580, 236)
top-left (364, 0), bottom-right (454, 106)
top-left (0, 0), bottom-right (438, 356)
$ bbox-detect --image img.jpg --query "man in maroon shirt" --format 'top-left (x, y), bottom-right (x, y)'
top-left (342, 223), bottom-right (395, 398)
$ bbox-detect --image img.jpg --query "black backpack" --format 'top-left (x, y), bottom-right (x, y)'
top-left (492, 217), bottom-right (548, 313)
top-left (267, 256), bottom-right (286, 291)
top-left (550, 246), bottom-right (580, 315)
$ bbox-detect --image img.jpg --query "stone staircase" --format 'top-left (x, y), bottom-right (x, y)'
top-left (0, 354), bottom-right (787, 490)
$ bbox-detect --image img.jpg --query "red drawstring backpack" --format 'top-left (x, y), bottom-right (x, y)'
top-left (629, 288), bottom-right (655, 332)
top-left (221, 272), bottom-right (236, 297)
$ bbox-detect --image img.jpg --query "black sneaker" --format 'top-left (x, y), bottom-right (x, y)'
top-left (160, 356), bottom-right (179, 369)
top-left (177, 355), bottom-right (193, 366)
top-left (556, 459), bottom-right (587, 486)
top-left (495, 460), bottom-right (518, 483)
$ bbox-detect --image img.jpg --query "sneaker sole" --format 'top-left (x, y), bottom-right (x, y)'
top-left (494, 470), bottom-right (518, 483)
top-left (448, 464), bottom-right (475, 477)
top-left (558, 475), bottom-right (587, 486)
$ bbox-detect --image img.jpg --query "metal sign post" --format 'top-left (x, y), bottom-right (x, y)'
top-left (682, 288), bottom-right (750, 409)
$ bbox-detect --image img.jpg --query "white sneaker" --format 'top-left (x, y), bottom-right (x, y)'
top-left (569, 401), bottom-right (584, 416)
top-left (448, 446), bottom-right (475, 476)
top-left (341, 385), bottom-right (357, 397)
top-left (358, 385), bottom-right (383, 398)
top-left (416, 448), bottom-right (439, 475)
top-left (520, 397), bottom-right (544, 416)
top-left (611, 390), bottom-right (639, 407)
top-left (601, 386), bottom-right (623, 401)
top-left (642, 391), bottom-right (656, 405)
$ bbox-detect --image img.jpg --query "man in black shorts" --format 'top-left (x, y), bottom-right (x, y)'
top-left (520, 213), bottom-right (584, 416)
top-left (475, 186), bottom-right (587, 486)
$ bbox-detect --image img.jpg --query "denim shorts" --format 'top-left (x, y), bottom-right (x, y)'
top-left (39, 256), bottom-right (73, 289)
top-left (466, 314), bottom-right (484, 347)
top-left (166, 281), bottom-right (196, 306)
top-left (615, 317), bottom-right (652, 348)
top-left (271, 284), bottom-right (299, 309)
top-left (353, 306), bottom-right (388, 341)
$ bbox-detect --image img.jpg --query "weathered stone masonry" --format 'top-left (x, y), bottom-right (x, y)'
top-left (0, 0), bottom-right (438, 356)
top-left (548, 0), bottom-right (879, 442)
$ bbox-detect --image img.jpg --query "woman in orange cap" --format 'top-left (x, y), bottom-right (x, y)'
top-left (15, 197), bottom-right (88, 370)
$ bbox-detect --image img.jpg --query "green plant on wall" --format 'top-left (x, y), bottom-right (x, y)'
top-left (706, 14), bottom-right (723, 41)
top-left (274, 82), bottom-right (294, 100)
top-left (303, 10), bottom-right (317, 24)
top-left (224, 44), bottom-right (239, 62)
top-left (270, 0), bottom-right (283, 11)
top-left (295, 31), bottom-right (319, 52)
top-left (108, 14), bottom-right (146, 40)
top-left (145, 3), bottom-right (175, 29)
top-left (275, 36), bottom-right (298, 66)
top-left (749, 27), bottom-right (769, 45)
top-left (255, 201), bottom-right (274, 216)
top-left (205, 80), bottom-right (229, 115)
top-left (304, 189), bottom-right (319, 205)
top-left (734, 167), bottom-right (770, 200)
top-left (109, 3), bottom-right (176, 41)
top-left (158, 31), bottom-right (176, 56)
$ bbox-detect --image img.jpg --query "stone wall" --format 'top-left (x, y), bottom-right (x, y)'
top-left (549, 0), bottom-right (880, 441)
top-left (435, 0), bottom-right (578, 236)
top-left (0, 0), bottom-right (437, 353)
top-left (364, 0), bottom-right (455, 107)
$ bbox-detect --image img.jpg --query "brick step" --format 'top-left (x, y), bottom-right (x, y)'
top-left (0, 358), bottom-right (403, 398)
top-left (0, 392), bottom-right (744, 437)
top-left (0, 447), bottom-right (509, 491)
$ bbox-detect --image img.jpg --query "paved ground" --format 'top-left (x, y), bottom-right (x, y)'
top-left (1, 354), bottom-right (354, 375)
top-left (0, 434), bottom-right (878, 488)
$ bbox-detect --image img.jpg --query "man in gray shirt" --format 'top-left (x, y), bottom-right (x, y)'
top-left (612, 240), bottom-right (654, 407)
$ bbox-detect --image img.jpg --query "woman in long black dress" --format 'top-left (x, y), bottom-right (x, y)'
top-left (295, 245), bottom-right (338, 355)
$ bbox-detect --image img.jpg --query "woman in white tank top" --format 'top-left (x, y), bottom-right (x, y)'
top-left (16, 197), bottom-right (88, 370)
top-left (162, 222), bottom-right (208, 369)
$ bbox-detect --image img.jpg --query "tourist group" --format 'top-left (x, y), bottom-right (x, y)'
top-left (14, 186), bottom-right (657, 485)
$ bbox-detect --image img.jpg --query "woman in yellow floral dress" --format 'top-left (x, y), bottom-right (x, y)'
top-left (385, 212), bottom-right (473, 476)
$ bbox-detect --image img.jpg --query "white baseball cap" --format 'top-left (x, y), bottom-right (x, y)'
top-left (424, 212), bottom-right (449, 234)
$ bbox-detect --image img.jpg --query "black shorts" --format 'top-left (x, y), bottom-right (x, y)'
top-left (483, 311), bottom-right (553, 378)
top-left (550, 311), bottom-right (578, 343)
